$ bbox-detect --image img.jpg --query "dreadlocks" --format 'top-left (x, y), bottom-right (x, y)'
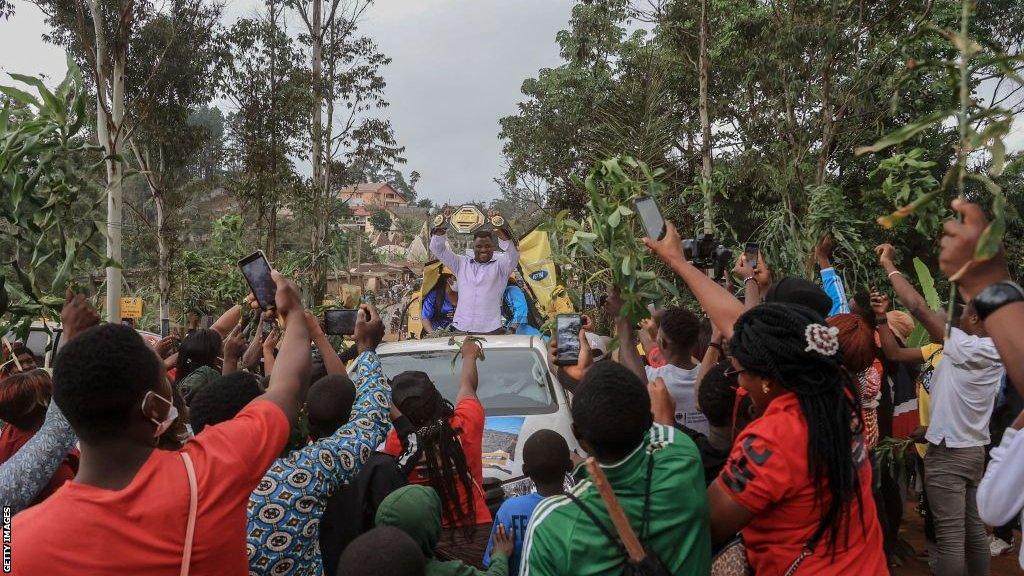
top-left (393, 373), bottom-right (477, 528)
top-left (729, 303), bottom-right (864, 552)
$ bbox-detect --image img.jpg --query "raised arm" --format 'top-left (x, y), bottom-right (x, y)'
top-left (429, 230), bottom-right (462, 274)
top-left (871, 290), bottom-right (925, 365)
top-left (606, 292), bottom-right (647, 383)
top-left (817, 235), bottom-right (851, 317)
top-left (695, 323), bottom-right (724, 411)
top-left (0, 401), bottom-right (76, 513)
top-left (457, 339), bottom-right (482, 403)
top-left (258, 271), bottom-right (312, 425)
top-left (305, 311), bottom-right (345, 375)
top-left (288, 304), bottom-right (390, 496)
top-left (876, 244), bottom-right (945, 343)
top-left (644, 222), bottom-right (745, 340)
top-left (732, 253), bottom-right (760, 311)
top-left (210, 303), bottom-right (244, 337)
top-left (495, 229), bottom-right (520, 277)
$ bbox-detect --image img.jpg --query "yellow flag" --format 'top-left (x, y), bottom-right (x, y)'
top-left (518, 229), bottom-right (574, 319)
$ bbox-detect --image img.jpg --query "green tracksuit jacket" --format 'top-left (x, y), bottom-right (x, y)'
top-left (519, 424), bottom-right (711, 576)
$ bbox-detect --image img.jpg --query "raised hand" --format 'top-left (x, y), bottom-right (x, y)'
top-left (643, 221), bottom-right (686, 267)
top-left (270, 270), bottom-right (301, 321)
top-left (61, 288), bottom-right (100, 342)
top-left (875, 243), bottom-right (897, 268)
top-left (940, 199), bottom-right (1009, 299)
top-left (732, 251), bottom-right (755, 281)
top-left (354, 303), bottom-right (384, 353)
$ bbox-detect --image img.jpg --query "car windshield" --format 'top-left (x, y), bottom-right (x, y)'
top-left (377, 347), bottom-right (556, 416)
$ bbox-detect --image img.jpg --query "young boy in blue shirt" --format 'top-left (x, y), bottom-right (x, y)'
top-left (483, 429), bottom-right (572, 575)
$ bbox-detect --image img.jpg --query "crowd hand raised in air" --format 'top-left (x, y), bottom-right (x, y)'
top-left (548, 314), bottom-right (594, 385)
top-left (354, 302), bottom-right (384, 353)
top-left (221, 323), bottom-right (247, 375)
top-left (60, 288), bottom-right (100, 343)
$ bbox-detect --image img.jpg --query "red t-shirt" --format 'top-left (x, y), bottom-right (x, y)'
top-left (718, 393), bottom-right (887, 576)
top-left (384, 397), bottom-right (492, 526)
top-left (12, 400), bottom-right (289, 576)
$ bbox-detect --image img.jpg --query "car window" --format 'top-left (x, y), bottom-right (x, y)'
top-left (378, 347), bottom-right (557, 416)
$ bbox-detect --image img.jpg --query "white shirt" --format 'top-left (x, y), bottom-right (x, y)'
top-left (645, 363), bottom-right (708, 436)
top-left (977, 427), bottom-right (1024, 569)
top-left (925, 327), bottom-right (1004, 448)
top-left (429, 234), bottom-right (519, 333)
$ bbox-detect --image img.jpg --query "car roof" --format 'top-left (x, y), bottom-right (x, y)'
top-left (376, 334), bottom-right (545, 355)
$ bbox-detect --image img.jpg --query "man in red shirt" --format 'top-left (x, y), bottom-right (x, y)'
top-left (12, 271), bottom-right (312, 576)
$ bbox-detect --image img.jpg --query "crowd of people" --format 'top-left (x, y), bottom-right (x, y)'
top-left (1, 199), bottom-right (1023, 576)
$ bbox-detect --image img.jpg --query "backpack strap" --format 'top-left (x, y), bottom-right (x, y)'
top-left (565, 491), bottom-right (624, 554)
top-left (180, 452), bottom-right (198, 576)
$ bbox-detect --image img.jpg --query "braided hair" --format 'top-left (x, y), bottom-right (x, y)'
top-left (398, 380), bottom-right (477, 528)
top-left (729, 303), bottom-right (864, 552)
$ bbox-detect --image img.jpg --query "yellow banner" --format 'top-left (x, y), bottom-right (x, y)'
top-left (517, 229), bottom-right (573, 319)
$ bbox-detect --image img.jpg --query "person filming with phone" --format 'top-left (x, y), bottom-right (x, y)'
top-left (429, 211), bottom-right (520, 335)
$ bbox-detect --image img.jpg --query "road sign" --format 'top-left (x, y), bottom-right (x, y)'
top-left (120, 297), bottom-right (143, 319)
top-left (451, 205), bottom-right (485, 234)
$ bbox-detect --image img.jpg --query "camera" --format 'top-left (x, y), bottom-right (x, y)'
top-left (682, 233), bottom-right (733, 279)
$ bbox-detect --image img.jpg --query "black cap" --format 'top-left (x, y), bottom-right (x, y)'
top-left (764, 276), bottom-right (832, 318)
top-left (390, 371), bottom-right (437, 410)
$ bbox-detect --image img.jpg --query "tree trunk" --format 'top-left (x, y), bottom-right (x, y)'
top-left (92, 0), bottom-right (127, 322)
top-left (308, 0), bottom-right (326, 306)
top-left (155, 192), bottom-right (170, 332)
top-left (698, 0), bottom-right (713, 235)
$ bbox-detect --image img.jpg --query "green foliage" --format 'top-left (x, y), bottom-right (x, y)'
top-left (0, 59), bottom-right (106, 338)
top-left (905, 257), bottom-right (942, 349)
top-left (369, 209), bottom-right (393, 232)
top-left (869, 149), bottom-right (946, 235)
top-left (556, 156), bottom-right (678, 323)
top-left (178, 215), bottom-right (249, 316)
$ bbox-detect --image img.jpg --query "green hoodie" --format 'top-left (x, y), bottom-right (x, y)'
top-left (376, 485), bottom-right (509, 576)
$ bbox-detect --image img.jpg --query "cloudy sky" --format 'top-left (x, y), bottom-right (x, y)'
top-left (0, 0), bottom-right (574, 205)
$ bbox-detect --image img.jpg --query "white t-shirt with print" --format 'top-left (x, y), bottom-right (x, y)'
top-left (646, 363), bottom-right (708, 436)
top-left (925, 327), bottom-right (1004, 448)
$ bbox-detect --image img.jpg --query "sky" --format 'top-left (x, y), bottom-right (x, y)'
top-left (0, 0), bottom-right (575, 205)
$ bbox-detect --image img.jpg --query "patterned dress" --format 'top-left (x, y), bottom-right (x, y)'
top-left (246, 351), bottom-right (391, 576)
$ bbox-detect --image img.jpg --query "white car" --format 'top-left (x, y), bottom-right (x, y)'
top-left (374, 334), bottom-right (579, 511)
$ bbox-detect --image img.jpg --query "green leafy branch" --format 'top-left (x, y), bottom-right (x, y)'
top-left (856, 0), bottom-right (1016, 327)
top-left (0, 56), bottom-right (109, 339)
top-left (448, 335), bottom-right (487, 372)
top-left (553, 156), bottom-right (678, 324)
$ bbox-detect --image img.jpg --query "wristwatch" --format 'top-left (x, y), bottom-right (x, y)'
top-left (973, 281), bottom-right (1024, 321)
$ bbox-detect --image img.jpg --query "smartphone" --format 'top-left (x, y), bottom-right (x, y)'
top-left (324, 309), bottom-right (359, 336)
top-left (555, 314), bottom-right (583, 366)
top-left (634, 196), bottom-right (666, 241)
top-left (744, 242), bottom-right (759, 271)
top-left (238, 251), bottom-right (276, 310)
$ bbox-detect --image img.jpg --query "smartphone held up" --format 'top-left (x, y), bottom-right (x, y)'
top-left (324, 309), bottom-right (362, 336)
top-left (554, 314), bottom-right (582, 366)
top-left (238, 251), bottom-right (276, 310)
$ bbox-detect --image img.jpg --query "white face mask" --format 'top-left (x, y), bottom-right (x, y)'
top-left (142, 390), bottom-right (179, 438)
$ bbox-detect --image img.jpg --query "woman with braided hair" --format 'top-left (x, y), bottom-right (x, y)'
top-left (382, 340), bottom-right (493, 561)
top-left (644, 222), bottom-right (887, 575)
